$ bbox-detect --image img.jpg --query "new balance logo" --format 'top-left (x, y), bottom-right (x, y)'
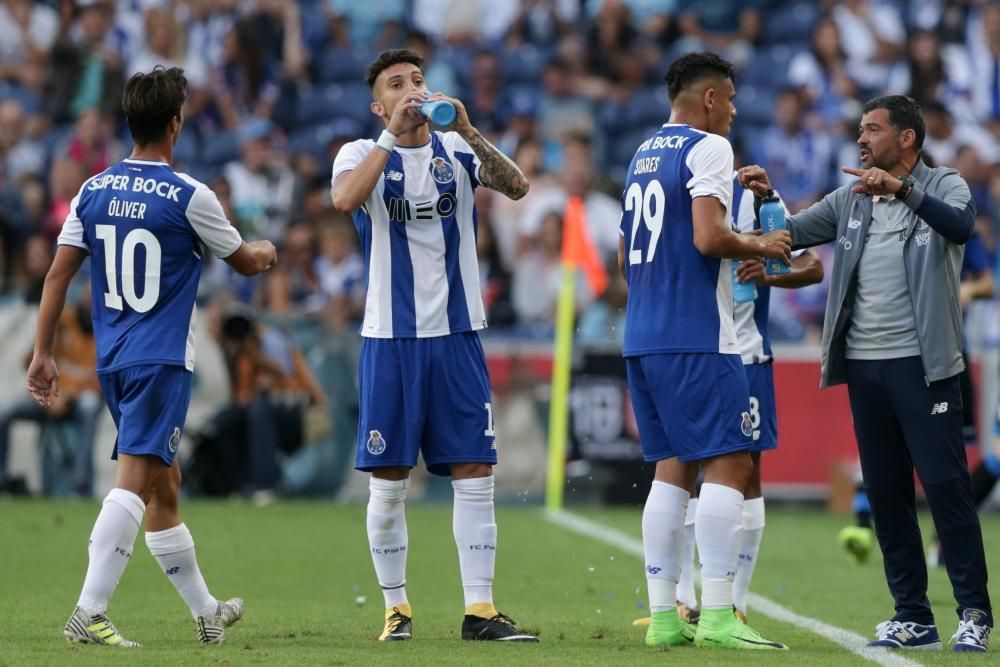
top-left (646, 566), bottom-right (662, 575)
top-left (385, 171), bottom-right (403, 181)
top-left (931, 402), bottom-right (949, 415)
top-left (165, 566), bottom-right (181, 575)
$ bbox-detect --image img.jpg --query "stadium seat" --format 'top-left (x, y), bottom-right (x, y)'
top-left (317, 47), bottom-right (374, 85)
top-left (295, 84), bottom-right (372, 128)
top-left (202, 130), bottom-right (240, 167)
top-left (501, 46), bottom-right (546, 86)
top-left (761, 1), bottom-right (821, 45)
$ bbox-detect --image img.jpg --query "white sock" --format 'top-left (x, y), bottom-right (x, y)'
top-left (696, 482), bottom-right (744, 609)
top-left (367, 477), bottom-right (409, 608)
top-left (77, 488), bottom-right (145, 614)
top-left (642, 481), bottom-right (689, 613)
top-left (733, 497), bottom-right (765, 614)
top-left (677, 497), bottom-right (699, 610)
top-left (145, 523), bottom-right (218, 618)
top-left (452, 476), bottom-right (496, 608)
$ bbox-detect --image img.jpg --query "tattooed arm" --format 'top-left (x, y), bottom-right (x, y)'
top-left (463, 129), bottom-right (530, 200)
top-left (424, 92), bottom-right (530, 201)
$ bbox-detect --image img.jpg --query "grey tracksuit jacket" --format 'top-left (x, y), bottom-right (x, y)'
top-left (786, 159), bottom-right (976, 388)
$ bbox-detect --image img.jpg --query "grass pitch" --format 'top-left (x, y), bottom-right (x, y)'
top-left (1, 499), bottom-right (997, 665)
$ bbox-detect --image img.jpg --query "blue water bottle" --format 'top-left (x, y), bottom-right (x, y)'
top-left (733, 260), bottom-right (758, 304)
top-left (761, 195), bottom-right (790, 275)
top-left (419, 100), bottom-right (456, 125)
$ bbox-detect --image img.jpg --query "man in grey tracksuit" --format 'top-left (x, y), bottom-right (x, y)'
top-left (740, 95), bottom-right (991, 653)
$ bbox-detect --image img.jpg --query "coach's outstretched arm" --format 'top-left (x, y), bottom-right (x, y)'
top-left (426, 93), bottom-right (529, 200)
top-left (331, 94), bottom-right (428, 213)
top-left (26, 246), bottom-right (87, 408)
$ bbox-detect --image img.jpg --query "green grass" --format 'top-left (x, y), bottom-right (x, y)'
top-left (0, 499), bottom-right (996, 665)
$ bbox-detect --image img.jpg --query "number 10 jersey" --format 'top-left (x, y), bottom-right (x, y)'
top-left (58, 158), bottom-right (243, 373)
top-left (619, 124), bottom-right (738, 357)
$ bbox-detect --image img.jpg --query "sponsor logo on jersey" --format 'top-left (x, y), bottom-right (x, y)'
top-left (430, 157), bottom-right (455, 184)
top-left (367, 429), bottom-right (387, 455)
top-left (740, 412), bottom-right (753, 437)
top-left (168, 426), bottom-right (181, 453)
top-left (931, 402), bottom-right (949, 415)
top-left (385, 170), bottom-right (404, 181)
top-left (848, 218), bottom-right (861, 229)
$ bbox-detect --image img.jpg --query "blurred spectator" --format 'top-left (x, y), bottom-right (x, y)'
top-left (0, 0), bottom-right (59, 94)
top-left (244, 0), bottom-right (308, 85)
top-left (506, 0), bottom-right (575, 49)
top-left (885, 29), bottom-right (973, 116)
top-left (326, 0), bottom-right (406, 48)
top-left (496, 90), bottom-right (540, 157)
top-left (585, 0), bottom-right (675, 44)
top-left (189, 306), bottom-right (327, 499)
top-left (223, 119), bottom-right (297, 241)
top-left (58, 107), bottom-right (124, 177)
top-left (0, 99), bottom-right (45, 186)
top-left (315, 215), bottom-right (365, 318)
top-left (211, 19), bottom-right (282, 130)
top-left (491, 136), bottom-right (553, 265)
top-left (476, 216), bottom-right (516, 328)
top-left (179, 0), bottom-right (237, 79)
top-left (411, 0), bottom-right (519, 45)
top-left (584, 0), bottom-right (639, 82)
top-left (576, 256), bottom-right (627, 346)
top-left (467, 50), bottom-right (506, 135)
top-left (522, 133), bottom-right (624, 260)
top-left (512, 210), bottom-right (593, 331)
top-left (266, 223), bottom-right (328, 318)
top-left (0, 285), bottom-right (100, 496)
top-left (788, 16), bottom-right (860, 129)
top-left (48, 0), bottom-right (125, 122)
top-left (750, 89), bottom-right (834, 212)
top-left (538, 57), bottom-right (598, 171)
top-left (19, 234), bottom-right (54, 304)
top-left (921, 102), bottom-right (998, 167)
top-left (675, 0), bottom-right (760, 68)
top-left (44, 159), bottom-right (88, 241)
top-left (968, 1), bottom-right (1000, 130)
top-left (829, 0), bottom-right (905, 93)
top-left (405, 30), bottom-right (460, 95)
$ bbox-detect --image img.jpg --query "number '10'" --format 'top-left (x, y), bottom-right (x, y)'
top-left (95, 224), bottom-right (161, 313)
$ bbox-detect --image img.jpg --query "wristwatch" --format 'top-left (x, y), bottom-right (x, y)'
top-left (896, 175), bottom-right (916, 202)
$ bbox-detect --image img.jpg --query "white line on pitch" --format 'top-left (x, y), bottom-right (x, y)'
top-left (544, 509), bottom-right (922, 667)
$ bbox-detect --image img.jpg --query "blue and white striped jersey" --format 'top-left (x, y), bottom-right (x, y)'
top-left (332, 131), bottom-right (485, 339)
top-left (619, 124), bottom-right (737, 357)
top-left (58, 159), bottom-right (243, 373)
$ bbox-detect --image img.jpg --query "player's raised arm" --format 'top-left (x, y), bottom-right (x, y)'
top-left (425, 92), bottom-right (529, 200)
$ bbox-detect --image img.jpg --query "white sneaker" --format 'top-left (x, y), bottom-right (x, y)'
top-left (64, 607), bottom-right (141, 647)
top-left (196, 598), bottom-right (245, 645)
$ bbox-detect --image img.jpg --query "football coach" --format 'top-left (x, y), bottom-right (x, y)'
top-left (740, 95), bottom-right (991, 652)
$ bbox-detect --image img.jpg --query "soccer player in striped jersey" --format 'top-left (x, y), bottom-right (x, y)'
top-left (620, 52), bottom-right (792, 650)
top-left (27, 67), bottom-right (277, 647)
top-left (330, 49), bottom-right (537, 643)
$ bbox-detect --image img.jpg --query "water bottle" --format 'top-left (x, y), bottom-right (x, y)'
top-left (761, 195), bottom-right (790, 275)
top-left (419, 100), bottom-right (456, 126)
top-left (733, 260), bottom-right (758, 304)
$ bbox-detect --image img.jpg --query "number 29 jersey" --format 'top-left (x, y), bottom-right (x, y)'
top-left (58, 159), bottom-right (243, 374)
top-left (619, 124), bottom-right (737, 357)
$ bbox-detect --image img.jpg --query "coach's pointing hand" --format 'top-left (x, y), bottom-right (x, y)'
top-left (841, 167), bottom-right (903, 197)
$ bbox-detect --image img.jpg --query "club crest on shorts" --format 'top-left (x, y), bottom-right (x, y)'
top-left (168, 426), bottom-right (181, 453)
top-left (429, 157), bottom-right (455, 184)
top-left (740, 412), bottom-right (753, 437)
top-left (366, 430), bottom-right (387, 455)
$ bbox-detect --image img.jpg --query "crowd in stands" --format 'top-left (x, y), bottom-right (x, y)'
top-left (2, 0), bottom-right (1000, 494)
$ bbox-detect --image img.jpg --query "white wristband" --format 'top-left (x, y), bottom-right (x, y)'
top-left (376, 129), bottom-right (397, 152)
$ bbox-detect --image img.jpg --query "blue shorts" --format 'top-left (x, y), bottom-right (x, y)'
top-left (745, 362), bottom-right (778, 451)
top-left (626, 352), bottom-right (753, 463)
top-left (98, 364), bottom-right (193, 467)
top-left (356, 332), bottom-right (496, 476)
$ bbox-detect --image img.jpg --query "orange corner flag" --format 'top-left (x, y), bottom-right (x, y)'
top-left (560, 196), bottom-right (608, 296)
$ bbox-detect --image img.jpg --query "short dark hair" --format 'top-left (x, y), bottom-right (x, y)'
top-left (862, 95), bottom-right (926, 149)
top-left (365, 49), bottom-right (424, 89)
top-left (664, 52), bottom-right (736, 101)
top-left (122, 66), bottom-right (188, 147)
